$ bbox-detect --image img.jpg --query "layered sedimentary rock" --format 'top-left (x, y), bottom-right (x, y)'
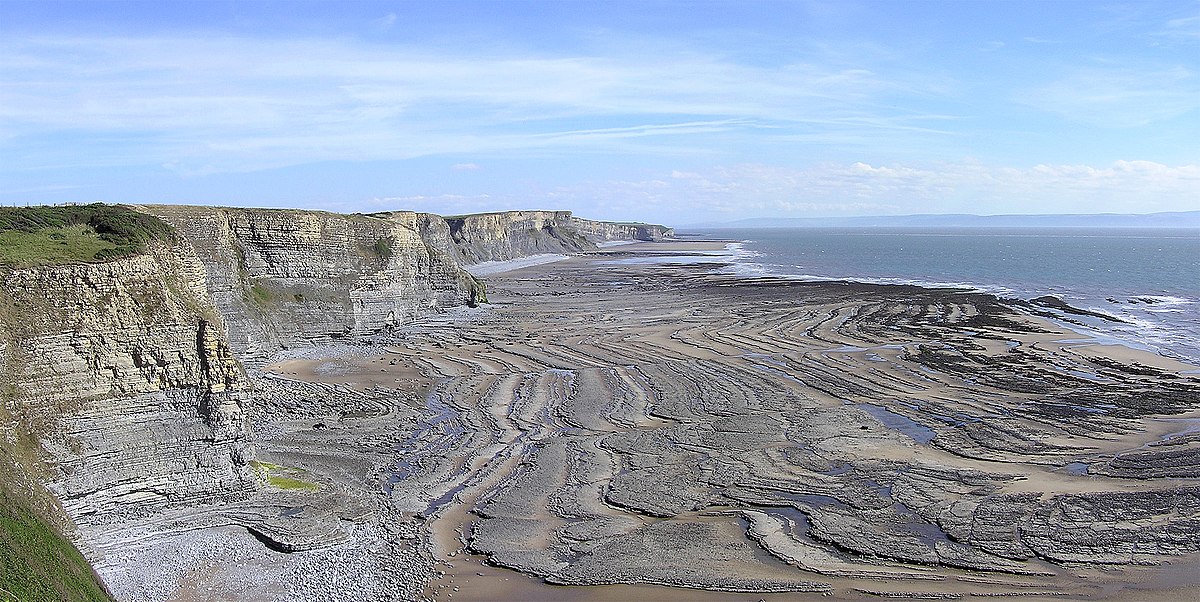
top-left (1, 203), bottom-right (688, 601)
top-left (442, 210), bottom-right (595, 264)
top-left (0, 242), bottom-right (253, 525)
top-left (26, 225), bottom-right (1200, 601)
top-left (145, 206), bottom-right (485, 363)
top-left (365, 256), bottom-right (1200, 600)
top-left (568, 216), bottom-right (674, 242)
top-left (442, 210), bottom-right (673, 264)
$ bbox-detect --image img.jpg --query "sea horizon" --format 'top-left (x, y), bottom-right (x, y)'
top-left (673, 226), bottom-right (1200, 364)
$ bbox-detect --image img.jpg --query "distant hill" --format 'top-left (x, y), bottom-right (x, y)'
top-left (689, 211), bottom-right (1200, 229)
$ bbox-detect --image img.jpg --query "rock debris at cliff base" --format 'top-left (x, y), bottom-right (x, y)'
top-left (87, 242), bottom-right (1200, 601)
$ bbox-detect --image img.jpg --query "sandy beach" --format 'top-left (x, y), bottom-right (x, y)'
top-left (89, 239), bottom-right (1200, 602)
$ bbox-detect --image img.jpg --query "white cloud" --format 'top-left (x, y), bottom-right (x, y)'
top-left (537, 160), bottom-right (1200, 223)
top-left (451, 162), bottom-right (480, 171)
top-left (1158, 13), bottom-right (1200, 41)
top-left (0, 34), bottom-right (955, 174)
top-left (1021, 67), bottom-right (1200, 127)
top-left (375, 13), bottom-right (397, 30)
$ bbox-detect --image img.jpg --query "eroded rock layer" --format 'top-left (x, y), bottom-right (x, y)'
top-left (370, 255), bottom-right (1200, 600)
top-left (568, 216), bottom-right (675, 242)
top-left (11, 227), bottom-right (1199, 602)
top-left (145, 205), bottom-right (485, 362)
top-left (0, 243), bottom-right (253, 525)
top-left (443, 210), bottom-right (595, 264)
top-left (441, 210), bottom-right (673, 265)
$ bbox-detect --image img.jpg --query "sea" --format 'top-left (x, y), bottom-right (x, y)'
top-left (674, 227), bottom-right (1200, 365)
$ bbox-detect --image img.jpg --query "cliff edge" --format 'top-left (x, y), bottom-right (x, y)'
top-left (441, 210), bottom-right (673, 264)
top-left (0, 203), bottom-right (672, 600)
top-left (144, 206), bottom-right (486, 363)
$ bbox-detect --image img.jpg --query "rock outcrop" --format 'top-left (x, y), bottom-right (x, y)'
top-left (145, 206), bottom-right (485, 363)
top-left (0, 203), bottom-right (674, 600)
top-left (442, 210), bottom-right (674, 264)
top-left (569, 216), bottom-right (674, 242)
top-left (0, 204), bottom-right (655, 534)
top-left (0, 242), bottom-right (254, 525)
top-left (442, 210), bottom-right (594, 264)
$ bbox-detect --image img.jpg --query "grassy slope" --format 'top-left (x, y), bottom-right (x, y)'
top-left (0, 457), bottom-right (111, 602)
top-left (0, 203), bottom-right (175, 268)
top-left (0, 225), bottom-right (122, 269)
top-left (0, 208), bottom-right (124, 600)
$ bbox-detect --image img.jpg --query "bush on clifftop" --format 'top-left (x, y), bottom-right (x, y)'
top-left (0, 204), bottom-right (176, 268)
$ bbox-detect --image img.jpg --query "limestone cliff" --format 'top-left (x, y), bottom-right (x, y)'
top-left (441, 210), bottom-right (593, 264)
top-left (568, 216), bottom-right (674, 242)
top-left (0, 242), bottom-right (253, 526)
top-left (441, 210), bottom-right (673, 264)
top-left (145, 206), bottom-right (485, 363)
top-left (0, 203), bottom-right (670, 597)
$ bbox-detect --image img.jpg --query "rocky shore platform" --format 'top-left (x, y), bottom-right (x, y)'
top-left (89, 240), bottom-right (1200, 601)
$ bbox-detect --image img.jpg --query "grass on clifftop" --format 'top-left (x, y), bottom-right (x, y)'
top-left (0, 468), bottom-right (110, 602)
top-left (0, 204), bottom-right (175, 268)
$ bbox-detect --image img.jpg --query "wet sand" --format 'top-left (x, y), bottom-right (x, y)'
top-left (91, 239), bottom-right (1200, 601)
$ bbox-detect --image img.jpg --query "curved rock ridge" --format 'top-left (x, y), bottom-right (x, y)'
top-left (0, 203), bottom-right (684, 601)
top-left (144, 205), bottom-right (485, 362)
top-left (375, 260), bottom-right (1200, 600)
top-left (49, 239), bottom-right (1200, 601)
top-left (0, 241), bottom-right (254, 527)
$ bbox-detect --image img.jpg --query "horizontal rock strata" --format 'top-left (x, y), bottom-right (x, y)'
top-left (145, 205), bottom-right (485, 363)
top-left (0, 243), bottom-right (253, 525)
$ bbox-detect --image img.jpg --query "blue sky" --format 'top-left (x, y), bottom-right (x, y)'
top-left (1, 0), bottom-right (1197, 224)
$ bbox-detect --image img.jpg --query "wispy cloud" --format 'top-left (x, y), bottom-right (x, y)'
top-left (1163, 13), bottom-right (1200, 39)
top-left (375, 13), bottom-right (397, 30)
top-left (0, 34), bottom-right (954, 174)
top-left (1020, 66), bottom-right (1200, 127)
top-left (523, 161), bottom-right (1200, 223)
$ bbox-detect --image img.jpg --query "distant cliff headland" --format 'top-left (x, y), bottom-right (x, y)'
top-left (0, 203), bottom-right (671, 601)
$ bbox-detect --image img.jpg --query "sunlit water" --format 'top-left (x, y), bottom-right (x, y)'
top-left (678, 227), bottom-right (1200, 364)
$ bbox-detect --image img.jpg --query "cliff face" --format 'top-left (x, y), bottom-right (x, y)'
top-left (0, 203), bottom-right (670, 596)
top-left (0, 205), bottom-right (647, 527)
top-left (569, 217), bottom-right (674, 242)
top-left (442, 210), bottom-right (595, 264)
top-left (0, 243), bottom-right (253, 526)
top-left (145, 206), bottom-right (485, 363)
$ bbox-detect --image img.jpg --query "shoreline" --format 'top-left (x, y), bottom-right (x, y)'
top-left (622, 238), bottom-right (1199, 366)
top-left (667, 233), bottom-right (1200, 366)
top-left (421, 250), bottom-right (1200, 601)
top-left (88, 238), bottom-right (1200, 602)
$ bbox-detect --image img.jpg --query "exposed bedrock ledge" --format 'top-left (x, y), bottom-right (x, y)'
top-left (568, 216), bottom-right (674, 242)
top-left (443, 210), bottom-right (594, 264)
top-left (145, 205), bottom-right (485, 363)
top-left (442, 210), bottom-right (674, 264)
top-left (0, 243), bottom-right (254, 526)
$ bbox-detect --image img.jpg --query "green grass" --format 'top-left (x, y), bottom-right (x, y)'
top-left (0, 226), bottom-right (123, 269)
top-left (266, 475), bottom-right (320, 491)
top-left (0, 204), bottom-right (175, 268)
top-left (249, 281), bottom-right (275, 304)
top-left (250, 461), bottom-right (320, 492)
top-left (0, 469), bottom-right (110, 602)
